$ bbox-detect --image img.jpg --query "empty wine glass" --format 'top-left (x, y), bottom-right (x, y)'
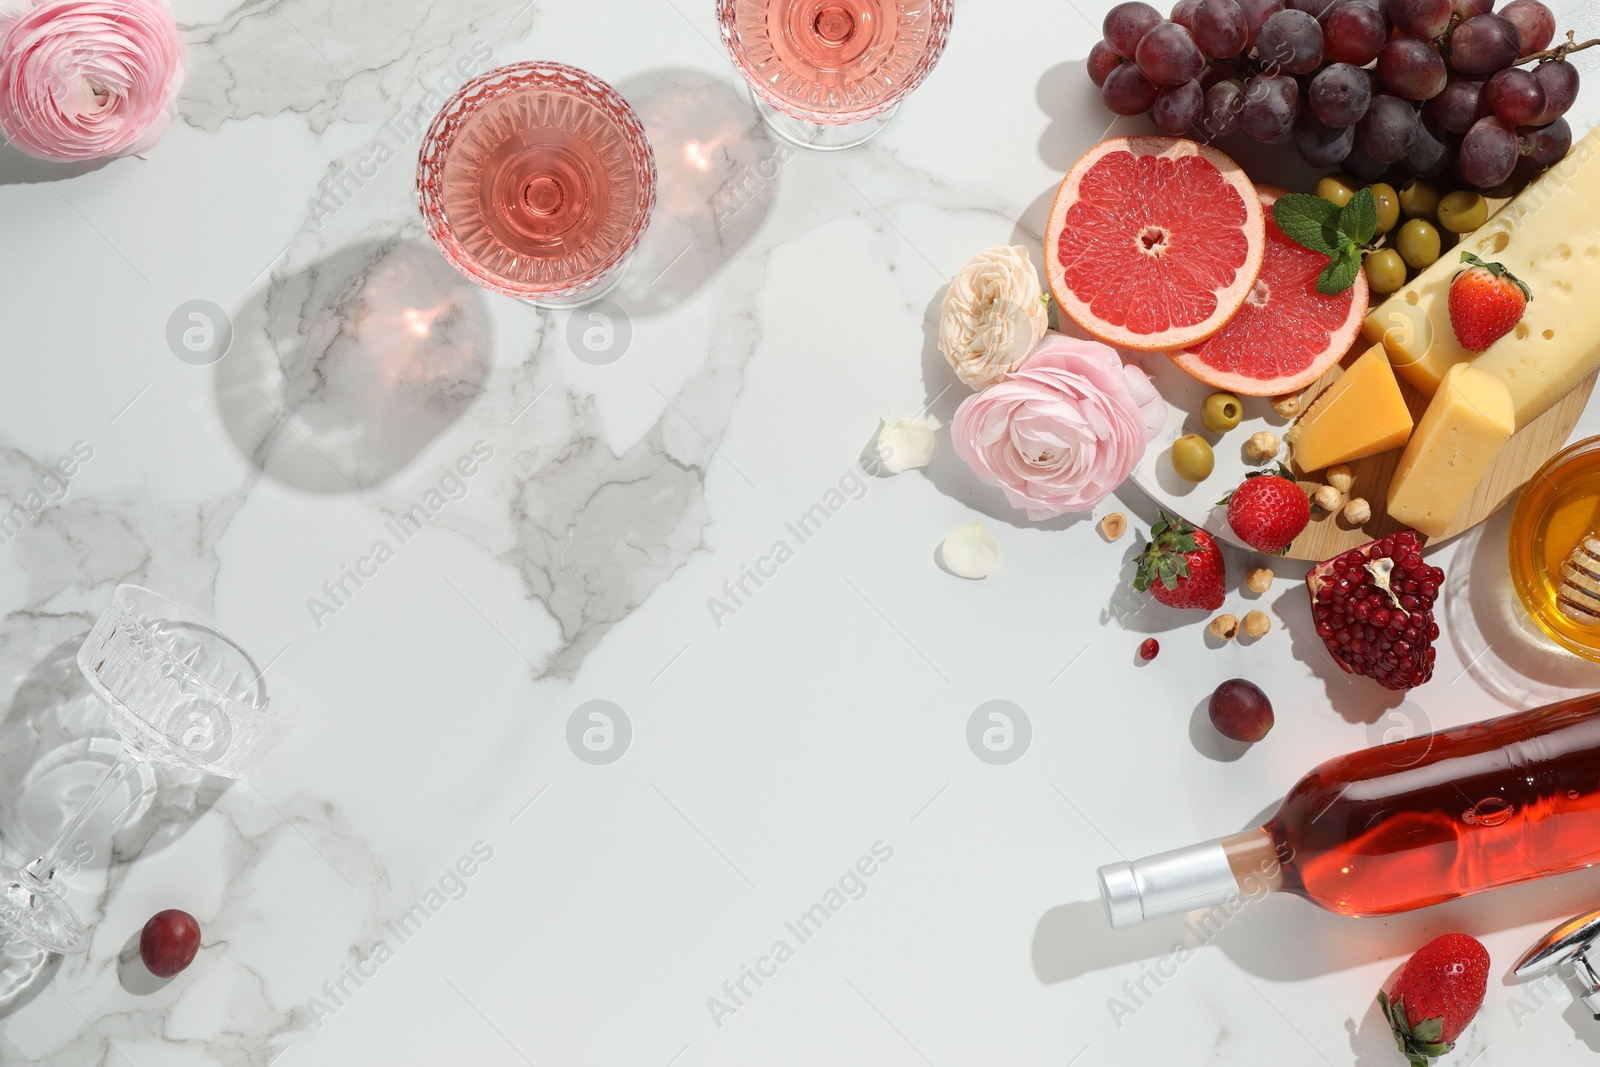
top-left (717, 0), bottom-right (954, 150)
top-left (0, 585), bottom-right (294, 954)
top-left (417, 62), bottom-right (658, 308)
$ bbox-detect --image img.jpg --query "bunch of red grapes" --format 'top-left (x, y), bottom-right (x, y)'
top-left (1089, 0), bottom-right (1580, 189)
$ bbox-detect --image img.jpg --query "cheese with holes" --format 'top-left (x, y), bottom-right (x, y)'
top-left (1286, 344), bottom-right (1413, 472)
top-left (1362, 126), bottom-right (1600, 429)
top-left (1386, 364), bottom-right (1514, 538)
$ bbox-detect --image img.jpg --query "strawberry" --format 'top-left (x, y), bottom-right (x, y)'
top-left (1378, 932), bottom-right (1489, 1066)
top-left (1133, 511), bottom-right (1226, 610)
top-left (1222, 465), bottom-right (1311, 553)
top-left (1448, 252), bottom-right (1531, 352)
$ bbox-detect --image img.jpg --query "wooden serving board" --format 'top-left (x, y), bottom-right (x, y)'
top-left (1281, 362), bottom-right (1597, 561)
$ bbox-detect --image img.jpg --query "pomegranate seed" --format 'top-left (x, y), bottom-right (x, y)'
top-left (1138, 638), bottom-right (1159, 661)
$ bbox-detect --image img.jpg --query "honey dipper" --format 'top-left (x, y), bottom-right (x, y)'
top-left (1558, 534), bottom-right (1600, 625)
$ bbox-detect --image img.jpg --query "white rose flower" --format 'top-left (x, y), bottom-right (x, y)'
top-left (939, 245), bottom-right (1050, 390)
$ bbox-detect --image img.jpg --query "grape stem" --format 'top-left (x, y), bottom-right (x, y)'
top-left (1518, 31), bottom-right (1600, 67)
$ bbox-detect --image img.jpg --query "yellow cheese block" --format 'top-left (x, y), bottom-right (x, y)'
top-left (1387, 364), bottom-right (1514, 538)
top-left (1285, 344), bottom-right (1413, 473)
top-left (1362, 126), bottom-right (1600, 430)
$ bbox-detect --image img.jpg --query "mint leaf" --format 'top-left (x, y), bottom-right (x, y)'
top-left (1339, 187), bottom-right (1378, 246)
top-left (1317, 250), bottom-right (1362, 295)
top-left (1273, 194), bottom-right (1341, 256)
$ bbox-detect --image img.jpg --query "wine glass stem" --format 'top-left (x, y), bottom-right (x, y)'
top-left (24, 749), bottom-right (138, 885)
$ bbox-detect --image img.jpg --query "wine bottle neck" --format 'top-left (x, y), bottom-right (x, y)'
top-left (1098, 828), bottom-right (1281, 928)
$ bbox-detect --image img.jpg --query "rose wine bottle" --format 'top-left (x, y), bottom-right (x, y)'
top-left (1100, 693), bottom-right (1600, 927)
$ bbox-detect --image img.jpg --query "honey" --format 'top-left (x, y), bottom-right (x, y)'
top-left (1510, 436), bottom-right (1600, 661)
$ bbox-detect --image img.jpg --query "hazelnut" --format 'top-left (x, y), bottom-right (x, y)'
top-left (1246, 567), bottom-right (1274, 594)
top-left (1208, 613), bottom-right (1240, 641)
top-left (1246, 431), bottom-right (1280, 461)
top-left (1314, 485), bottom-right (1343, 512)
top-left (1242, 610), bottom-right (1272, 638)
top-left (1099, 512), bottom-right (1127, 541)
top-left (1343, 497), bottom-right (1372, 524)
top-left (1326, 463), bottom-right (1354, 494)
top-left (1270, 393), bottom-right (1302, 419)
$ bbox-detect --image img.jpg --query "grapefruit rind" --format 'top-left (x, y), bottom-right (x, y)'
top-left (1169, 185), bottom-right (1371, 397)
top-left (1045, 137), bottom-right (1266, 353)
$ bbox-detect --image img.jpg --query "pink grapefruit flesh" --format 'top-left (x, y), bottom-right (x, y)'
top-left (1046, 137), bottom-right (1265, 352)
top-left (1170, 186), bottom-right (1370, 396)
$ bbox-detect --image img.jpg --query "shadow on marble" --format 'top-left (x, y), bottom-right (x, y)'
top-left (116, 929), bottom-right (174, 996)
top-left (1034, 60), bottom-right (1101, 174)
top-left (0, 142), bottom-right (112, 185)
top-left (1446, 507), bottom-right (1600, 706)
top-left (0, 936), bottom-right (58, 1018)
top-left (611, 69), bottom-right (779, 316)
top-left (215, 238), bottom-right (490, 493)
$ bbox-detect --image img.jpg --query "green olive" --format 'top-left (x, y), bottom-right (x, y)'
top-left (1201, 392), bottom-right (1243, 433)
top-left (1396, 218), bottom-right (1442, 271)
top-left (1171, 434), bottom-right (1215, 482)
top-left (1437, 190), bottom-right (1489, 234)
top-left (1315, 174), bottom-right (1358, 209)
top-left (1369, 182), bottom-right (1400, 235)
top-left (1363, 248), bottom-right (1408, 295)
top-left (1397, 179), bottom-right (1441, 222)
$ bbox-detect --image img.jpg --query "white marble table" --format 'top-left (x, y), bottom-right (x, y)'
top-left (4, 1), bottom-right (1600, 1064)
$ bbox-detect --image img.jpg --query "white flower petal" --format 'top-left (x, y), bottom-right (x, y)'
top-left (941, 522), bottom-right (999, 579)
top-left (876, 417), bottom-right (935, 474)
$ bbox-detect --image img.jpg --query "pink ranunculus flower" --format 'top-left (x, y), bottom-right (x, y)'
top-left (0, 0), bottom-right (185, 162)
top-left (952, 333), bottom-right (1166, 519)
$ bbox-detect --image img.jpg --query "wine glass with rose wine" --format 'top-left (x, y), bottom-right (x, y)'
top-left (717, 0), bottom-right (955, 150)
top-left (417, 62), bottom-right (658, 308)
top-left (0, 585), bottom-right (294, 954)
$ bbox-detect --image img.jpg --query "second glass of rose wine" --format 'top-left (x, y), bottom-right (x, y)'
top-left (717, 0), bottom-right (954, 150)
top-left (417, 63), bottom-right (657, 308)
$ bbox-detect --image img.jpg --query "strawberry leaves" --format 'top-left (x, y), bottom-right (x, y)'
top-left (1456, 251), bottom-right (1532, 302)
top-left (1378, 992), bottom-right (1453, 1067)
top-left (1273, 187), bottom-right (1378, 296)
top-left (1133, 511), bottom-right (1195, 592)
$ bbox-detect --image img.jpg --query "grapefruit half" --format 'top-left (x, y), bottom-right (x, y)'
top-left (1045, 137), bottom-right (1265, 352)
top-left (1170, 186), bottom-right (1370, 396)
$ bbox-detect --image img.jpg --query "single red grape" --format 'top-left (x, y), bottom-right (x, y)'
top-left (1240, 73), bottom-right (1301, 144)
top-left (1310, 63), bottom-right (1373, 127)
top-left (1209, 679), bottom-right (1274, 742)
top-left (1386, 0), bottom-right (1452, 40)
top-left (1500, 0), bottom-right (1556, 57)
top-left (1235, 0), bottom-right (1285, 48)
top-left (1358, 94), bottom-right (1421, 162)
top-left (1153, 80), bottom-right (1205, 134)
top-left (1200, 78), bottom-right (1247, 137)
top-left (1378, 38), bottom-right (1449, 100)
top-left (1448, 14), bottom-right (1523, 75)
top-left (1136, 22), bottom-right (1206, 86)
top-left (1102, 62), bottom-right (1163, 114)
top-left (1484, 67), bottom-right (1546, 126)
top-left (1521, 117), bottom-right (1571, 167)
top-left (1193, 0), bottom-right (1249, 59)
top-left (1104, 1), bottom-right (1164, 59)
top-left (1429, 77), bottom-right (1486, 132)
top-left (1256, 9), bottom-right (1324, 74)
top-left (1531, 59), bottom-right (1579, 125)
top-left (1461, 114), bottom-right (1520, 187)
top-left (1324, 1), bottom-right (1387, 66)
top-left (1296, 111), bottom-right (1358, 167)
top-left (140, 909), bottom-right (202, 978)
top-left (1089, 39), bottom-right (1124, 87)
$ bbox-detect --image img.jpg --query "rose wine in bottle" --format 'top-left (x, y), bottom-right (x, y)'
top-left (1100, 693), bottom-right (1600, 927)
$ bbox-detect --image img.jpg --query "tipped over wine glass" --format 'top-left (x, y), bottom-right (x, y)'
top-left (0, 585), bottom-right (294, 954)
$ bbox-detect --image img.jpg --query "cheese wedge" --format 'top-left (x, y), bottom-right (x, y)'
top-left (1285, 344), bottom-right (1413, 472)
top-left (1386, 364), bottom-right (1514, 538)
top-left (1363, 126), bottom-right (1600, 429)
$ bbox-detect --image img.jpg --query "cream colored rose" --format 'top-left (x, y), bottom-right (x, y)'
top-left (939, 245), bottom-right (1049, 390)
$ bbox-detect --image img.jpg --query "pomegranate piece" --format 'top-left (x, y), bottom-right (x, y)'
top-left (1209, 678), bottom-right (1274, 741)
top-left (1306, 531), bottom-right (1442, 690)
top-left (140, 909), bottom-right (201, 978)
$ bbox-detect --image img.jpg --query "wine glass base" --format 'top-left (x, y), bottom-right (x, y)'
top-left (751, 95), bottom-right (896, 151)
top-left (519, 257), bottom-right (632, 310)
top-left (0, 861), bottom-right (88, 955)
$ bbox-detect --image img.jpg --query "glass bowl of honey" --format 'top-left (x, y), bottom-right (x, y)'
top-left (1509, 435), bottom-right (1600, 662)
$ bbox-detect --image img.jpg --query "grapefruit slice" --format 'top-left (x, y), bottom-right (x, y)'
top-left (1170, 186), bottom-right (1370, 396)
top-left (1045, 137), bottom-right (1265, 352)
